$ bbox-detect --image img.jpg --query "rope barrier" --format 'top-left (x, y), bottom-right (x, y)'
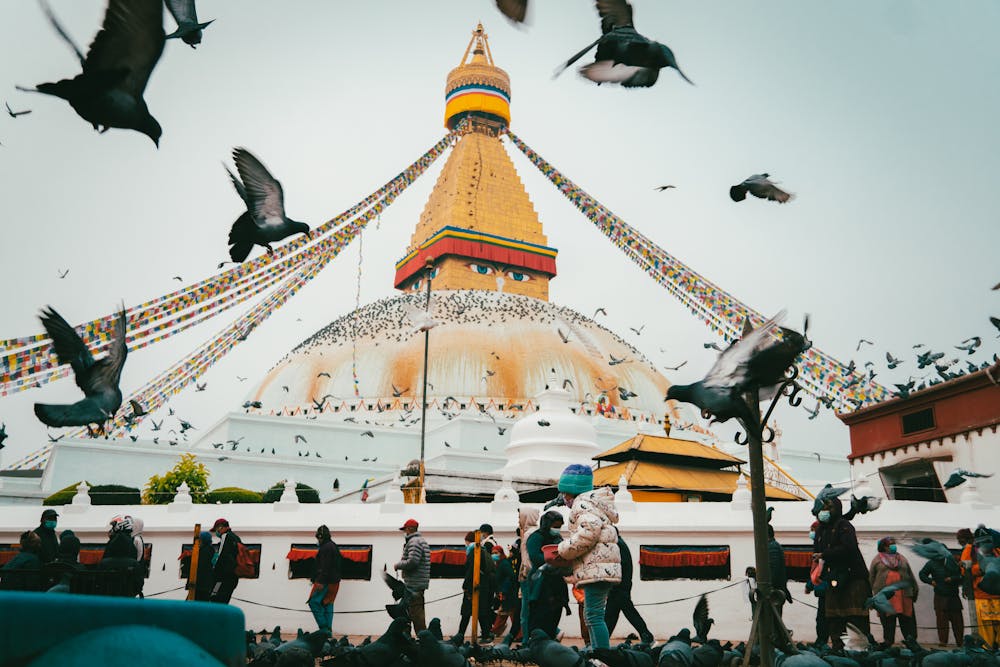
top-left (232, 591), bottom-right (463, 614)
top-left (633, 579), bottom-right (746, 607)
top-left (142, 584), bottom-right (187, 597)
top-left (789, 593), bottom-right (971, 631)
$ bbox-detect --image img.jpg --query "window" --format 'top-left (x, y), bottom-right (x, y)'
top-left (879, 460), bottom-right (946, 502)
top-left (783, 545), bottom-right (814, 582)
top-left (429, 545), bottom-right (467, 579)
top-left (639, 545), bottom-right (730, 581)
top-left (286, 544), bottom-right (372, 580)
top-left (179, 543), bottom-right (260, 579)
top-left (901, 408), bottom-right (935, 435)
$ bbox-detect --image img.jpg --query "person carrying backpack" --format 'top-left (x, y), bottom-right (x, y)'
top-left (210, 518), bottom-right (242, 604)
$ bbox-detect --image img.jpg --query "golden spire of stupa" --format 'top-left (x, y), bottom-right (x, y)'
top-left (394, 24), bottom-right (557, 301)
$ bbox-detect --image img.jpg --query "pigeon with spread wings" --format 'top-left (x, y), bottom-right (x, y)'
top-left (730, 174), bottom-right (793, 204)
top-left (164, 0), bottom-right (213, 48)
top-left (226, 148), bottom-right (311, 262)
top-left (34, 306), bottom-right (128, 434)
top-left (19, 0), bottom-right (165, 146)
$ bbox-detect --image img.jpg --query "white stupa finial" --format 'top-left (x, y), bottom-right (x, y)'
top-left (172, 481), bottom-right (192, 505)
top-left (279, 478), bottom-right (299, 504)
top-left (72, 481), bottom-right (92, 506)
top-left (615, 473), bottom-right (634, 503)
top-left (731, 472), bottom-right (751, 510)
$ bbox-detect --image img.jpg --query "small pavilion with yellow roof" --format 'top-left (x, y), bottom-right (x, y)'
top-left (593, 431), bottom-right (803, 502)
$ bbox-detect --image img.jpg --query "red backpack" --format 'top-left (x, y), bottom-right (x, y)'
top-left (234, 542), bottom-right (255, 578)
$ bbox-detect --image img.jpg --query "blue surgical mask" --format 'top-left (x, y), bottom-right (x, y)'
top-left (549, 528), bottom-right (561, 537)
top-left (818, 510), bottom-right (831, 523)
top-left (888, 544), bottom-right (897, 554)
top-left (466, 544), bottom-right (474, 554)
top-left (492, 554), bottom-right (500, 562)
top-left (44, 520), bottom-right (57, 530)
top-left (808, 531), bottom-right (816, 541)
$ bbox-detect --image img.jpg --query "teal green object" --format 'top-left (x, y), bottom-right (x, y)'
top-left (0, 592), bottom-right (244, 667)
top-left (557, 463), bottom-right (593, 495)
top-left (27, 626), bottom-right (225, 667)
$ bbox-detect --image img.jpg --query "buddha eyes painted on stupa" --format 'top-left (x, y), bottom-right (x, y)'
top-left (507, 271), bottom-right (530, 282)
top-left (468, 263), bottom-right (495, 276)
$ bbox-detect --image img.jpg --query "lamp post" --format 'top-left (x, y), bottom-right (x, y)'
top-left (417, 257), bottom-right (435, 503)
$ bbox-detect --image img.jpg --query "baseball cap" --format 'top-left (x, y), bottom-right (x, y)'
top-left (211, 518), bottom-right (229, 530)
top-left (41, 509), bottom-right (59, 519)
top-left (399, 518), bottom-right (419, 531)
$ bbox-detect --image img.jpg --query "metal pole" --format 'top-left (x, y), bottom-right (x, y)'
top-left (745, 386), bottom-right (774, 667)
top-left (417, 257), bottom-right (435, 503)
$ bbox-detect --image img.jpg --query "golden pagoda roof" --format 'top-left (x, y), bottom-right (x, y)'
top-left (594, 433), bottom-right (745, 468)
top-left (594, 460), bottom-right (801, 501)
top-left (444, 24), bottom-right (511, 129)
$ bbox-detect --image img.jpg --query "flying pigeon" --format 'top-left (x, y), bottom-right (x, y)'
top-left (34, 306), bottom-right (128, 434)
top-left (495, 0), bottom-right (528, 24)
top-left (909, 538), bottom-right (955, 562)
top-left (856, 338), bottom-right (874, 351)
top-left (294, 434), bottom-right (307, 444)
top-left (226, 148), bottom-right (311, 262)
top-left (556, 0), bottom-right (693, 88)
top-left (0, 423), bottom-right (7, 449)
top-left (557, 328), bottom-right (571, 343)
top-left (402, 303), bottom-right (440, 333)
top-left (164, 0), bottom-right (213, 47)
top-left (805, 402), bottom-right (819, 420)
top-left (811, 483), bottom-right (849, 515)
top-left (955, 337), bottom-right (982, 355)
top-left (943, 469), bottom-right (994, 489)
top-left (629, 325), bottom-right (645, 336)
top-left (195, 382), bottom-right (207, 391)
top-left (729, 174), bottom-right (793, 203)
top-left (865, 581), bottom-right (913, 616)
top-left (20, 0), bottom-right (165, 146)
top-left (886, 351), bottom-right (903, 370)
top-left (57, 269), bottom-right (69, 279)
top-left (5, 102), bottom-right (31, 118)
top-left (618, 386), bottom-right (638, 401)
top-left (609, 354), bottom-right (628, 366)
top-left (916, 350), bottom-right (944, 369)
top-left (663, 360), bottom-right (688, 371)
top-left (666, 311), bottom-right (810, 426)
top-left (693, 594), bottom-right (714, 643)
top-left (655, 184), bottom-right (676, 191)
top-left (991, 316), bottom-right (1000, 336)
top-left (848, 494), bottom-right (882, 515)
top-left (360, 431), bottom-right (374, 438)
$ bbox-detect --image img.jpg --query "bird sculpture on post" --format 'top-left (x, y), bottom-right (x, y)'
top-left (556, 0), bottom-right (694, 88)
top-left (34, 306), bottom-right (128, 436)
top-left (19, 0), bottom-right (165, 146)
top-left (665, 310), bottom-right (810, 428)
top-left (225, 148), bottom-right (311, 262)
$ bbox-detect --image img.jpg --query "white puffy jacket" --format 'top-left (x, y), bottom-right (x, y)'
top-left (556, 486), bottom-right (621, 586)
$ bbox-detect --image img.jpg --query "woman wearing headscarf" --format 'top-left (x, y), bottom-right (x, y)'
top-left (555, 464), bottom-right (621, 650)
top-left (961, 526), bottom-right (1000, 649)
top-left (869, 536), bottom-right (918, 646)
top-left (511, 507), bottom-right (539, 642)
top-left (194, 530), bottom-right (215, 602)
top-left (813, 494), bottom-right (870, 650)
top-left (491, 545), bottom-right (518, 636)
top-left (525, 509), bottom-right (570, 641)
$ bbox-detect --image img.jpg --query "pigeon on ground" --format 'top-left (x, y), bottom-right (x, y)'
top-left (20, 0), bottom-right (165, 146)
top-left (525, 629), bottom-right (586, 667)
top-left (343, 618), bottom-right (412, 666)
top-left (658, 630), bottom-right (695, 667)
top-left (943, 468), bottom-right (993, 489)
top-left (273, 630), bottom-right (327, 667)
top-left (428, 618), bottom-right (444, 642)
top-left (34, 306), bottom-right (128, 433)
top-left (693, 594), bottom-right (714, 643)
top-left (864, 581), bottom-right (912, 616)
top-left (729, 174), bottom-right (793, 203)
top-left (226, 148), bottom-right (311, 262)
top-left (666, 311), bottom-right (810, 427)
top-left (417, 630), bottom-right (471, 667)
top-left (557, 0), bottom-right (693, 88)
top-left (164, 0), bottom-right (213, 47)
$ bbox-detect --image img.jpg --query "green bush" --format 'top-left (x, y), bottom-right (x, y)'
top-left (43, 481), bottom-right (88, 506)
top-left (143, 453), bottom-right (210, 504)
top-left (262, 481), bottom-right (320, 504)
top-left (205, 487), bottom-right (264, 504)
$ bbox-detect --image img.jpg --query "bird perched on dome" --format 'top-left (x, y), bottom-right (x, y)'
top-left (19, 0), bottom-right (165, 146)
top-left (225, 148), bottom-right (311, 262)
top-left (34, 306), bottom-right (128, 435)
top-left (665, 310), bottom-right (810, 427)
top-left (556, 0), bottom-right (693, 88)
top-left (730, 174), bottom-right (793, 204)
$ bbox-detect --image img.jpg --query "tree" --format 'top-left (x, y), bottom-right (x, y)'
top-left (143, 453), bottom-right (210, 504)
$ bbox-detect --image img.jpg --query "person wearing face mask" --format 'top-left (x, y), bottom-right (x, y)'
top-left (813, 498), bottom-right (870, 650)
top-left (961, 526), bottom-right (1000, 649)
top-left (35, 509), bottom-right (60, 564)
top-left (511, 507), bottom-right (540, 643)
top-left (869, 536), bottom-right (919, 646)
top-left (525, 510), bottom-right (570, 641)
top-left (456, 530), bottom-right (496, 642)
top-left (918, 537), bottom-right (964, 647)
top-left (308, 525), bottom-right (343, 636)
top-left (555, 464), bottom-right (622, 651)
top-left (209, 518), bottom-right (242, 604)
top-left (491, 546), bottom-right (518, 636)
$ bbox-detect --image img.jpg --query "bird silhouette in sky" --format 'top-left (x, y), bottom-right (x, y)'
top-left (629, 325), bottom-right (645, 336)
top-left (992, 316), bottom-right (1000, 336)
top-left (495, 0), bottom-right (528, 24)
top-left (856, 338), bottom-right (874, 351)
top-left (663, 360), bottom-right (688, 371)
top-left (57, 269), bottom-right (69, 279)
top-left (195, 382), bottom-right (207, 391)
top-left (654, 184), bottom-right (676, 191)
top-left (956, 337), bottom-right (981, 354)
top-left (704, 342), bottom-right (723, 352)
top-left (885, 351), bottom-right (903, 369)
top-left (593, 307), bottom-right (607, 318)
top-left (557, 0), bottom-right (693, 88)
top-left (557, 328), bottom-right (571, 343)
top-left (943, 468), bottom-right (993, 489)
top-left (5, 102), bottom-right (31, 118)
top-left (226, 147), bottom-right (311, 262)
top-left (34, 306), bottom-right (128, 434)
top-left (730, 174), bottom-right (793, 203)
top-left (164, 0), bottom-right (213, 48)
top-left (20, 0), bottom-right (165, 146)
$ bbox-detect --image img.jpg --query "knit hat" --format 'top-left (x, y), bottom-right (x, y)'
top-left (558, 464), bottom-right (594, 495)
top-left (877, 537), bottom-right (894, 552)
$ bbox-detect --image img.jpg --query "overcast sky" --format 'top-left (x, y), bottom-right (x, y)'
top-left (1, 1), bottom-right (998, 477)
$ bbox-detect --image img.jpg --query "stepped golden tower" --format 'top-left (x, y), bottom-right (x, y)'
top-left (394, 24), bottom-right (557, 301)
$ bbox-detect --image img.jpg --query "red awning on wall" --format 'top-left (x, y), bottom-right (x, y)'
top-left (430, 548), bottom-right (467, 566)
top-left (638, 547), bottom-right (729, 568)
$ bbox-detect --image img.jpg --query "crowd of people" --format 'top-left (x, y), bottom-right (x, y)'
top-left (3, 470), bottom-right (999, 652)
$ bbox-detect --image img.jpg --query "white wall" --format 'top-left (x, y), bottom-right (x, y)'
top-left (0, 496), bottom-right (987, 643)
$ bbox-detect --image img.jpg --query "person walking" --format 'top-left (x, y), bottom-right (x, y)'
top-left (491, 546), bottom-right (518, 637)
top-left (513, 507), bottom-right (540, 642)
top-left (35, 509), bottom-right (60, 564)
top-left (813, 494), bottom-right (871, 651)
top-left (525, 509), bottom-right (569, 641)
top-left (918, 538), bottom-right (964, 646)
top-left (308, 525), bottom-right (343, 636)
top-left (210, 518), bottom-right (242, 604)
top-left (961, 526), bottom-right (1000, 648)
top-left (555, 464), bottom-right (622, 650)
top-left (605, 527), bottom-right (653, 644)
top-left (805, 521), bottom-right (829, 647)
top-left (193, 531), bottom-right (215, 602)
top-left (394, 518), bottom-right (430, 633)
top-left (869, 536), bottom-right (919, 646)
